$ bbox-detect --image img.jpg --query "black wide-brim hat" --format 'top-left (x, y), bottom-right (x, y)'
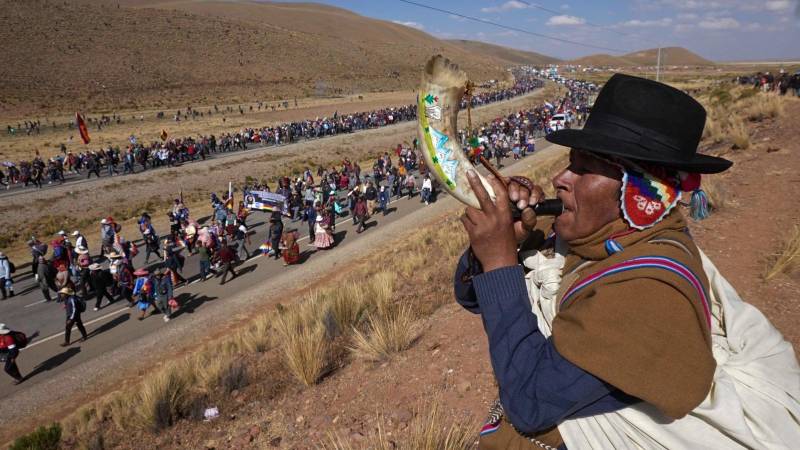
top-left (547, 74), bottom-right (732, 174)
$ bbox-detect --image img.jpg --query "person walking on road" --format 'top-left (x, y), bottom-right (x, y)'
top-left (153, 268), bottom-right (174, 322)
top-left (354, 195), bottom-right (368, 234)
top-left (72, 230), bottom-right (88, 254)
top-left (379, 185), bottom-right (390, 216)
top-left (0, 252), bottom-right (14, 299)
top-left (36, 255), bottom-right (54, 302)
top-left (143, 228), bottom-right (161, 264)
top-left (60, 287), bottom-right (88, 346)
top-left (421, 174), bottom-right (433, 205)
top-left (89, 263), bottom-right (115, 310)
top-left (268, 216), bottom-right (284, 260)
top-left (365, 181), bottom-right (378, 216)
top-left (304, 202), bottom-right (317, 242)
top-left (235, 223), bottom-right (251, 261)
top-left (217, 240), bottom-right (237, 285)
top-left (0, 324), bottom-right (24, 384)
top-left (197, 242), bottom-right (212, 281)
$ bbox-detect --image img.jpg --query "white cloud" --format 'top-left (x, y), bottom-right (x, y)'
top-left (392, 21), bottom-right (424, 30)
top-left (765, 0), bottom-right (792, 11)
top-left (743, 22), bottom-right (762, 31)
top-left (677, 13), bottom-right (698, 20)
top-left (480, 1), bottom-right (528, 13)
top-left (697, 17), bottom-right (740, 29)
top-left (561, 4), bottom-right (570, 9)
top-left (448, 14), bottom-right (467, 22)
top-left (546, 15), bottom-right (586, 26)
top-left (621, 17), bottom-right (673, 27)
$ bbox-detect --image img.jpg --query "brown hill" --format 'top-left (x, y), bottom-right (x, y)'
top-left (568, 47), bottom-right (713, 67)
top-left (0, 0), bottom-right (511, 118)
top-left (623, 47), bottom-right (714, 66)
top-left (446, 40), bottom-right (560, 66)
top-left (568, 53), bottom-right (634, 67)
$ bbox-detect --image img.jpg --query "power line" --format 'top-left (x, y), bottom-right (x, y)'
top-left (396, 0), bottom-right (632, 54)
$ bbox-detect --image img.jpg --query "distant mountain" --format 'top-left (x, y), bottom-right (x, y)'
top-left (623, 47), bottom-right (714, 66)
top-left (446, 40), bottom-right (561, 66)
top-left (2, 0), bottom-right (518, 116)
top-left (568, 47), bottom-right (714, 67)
top-left (568, 54), bottom-right (634, 67)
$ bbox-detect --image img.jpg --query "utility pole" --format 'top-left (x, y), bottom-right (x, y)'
top-left (656, 46), bottom-right (662, 82)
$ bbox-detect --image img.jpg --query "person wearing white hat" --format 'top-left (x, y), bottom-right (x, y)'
top-left (72, 230), bottom-right (88, 255)
top-left (89, 263), bottom-right (114, 310)
top-left (59, 287), bottom-right (88, 346)
top-left (0, 323), bottom-right (25, 384)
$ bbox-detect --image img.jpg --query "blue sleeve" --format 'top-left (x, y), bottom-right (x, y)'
top-left (473, 266), bottom-right (636, 435)
top-left (453, 249), bottom-right (481, 314)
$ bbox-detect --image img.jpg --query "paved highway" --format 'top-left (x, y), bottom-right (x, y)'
top-left (0, 138), bottom-right (564, 402)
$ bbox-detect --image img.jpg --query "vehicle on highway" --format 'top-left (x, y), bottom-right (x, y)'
top-left (548, 113), bottom-right (570, 131)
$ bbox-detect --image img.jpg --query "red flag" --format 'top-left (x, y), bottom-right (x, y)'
top-left (76, 113), bottom-right (90, 144)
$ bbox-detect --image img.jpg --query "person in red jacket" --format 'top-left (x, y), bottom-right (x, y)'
top-left (0, 324), bottom-right (24, 384)
top-left (216, 240), bottom-right (237, 285)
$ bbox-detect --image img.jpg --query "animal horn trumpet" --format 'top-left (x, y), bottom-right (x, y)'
top-left (417, 55), bottom-right (563, 216)
top-left (417, 55), bottom-right (496, 210)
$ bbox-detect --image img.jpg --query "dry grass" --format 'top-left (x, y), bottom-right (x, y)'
top-left (273, 295), bottom-right (330, 387)
top-left (326, 281), bottom-right (368, 336)
top-left (351, 304), bottom-right (420, 361)
top-left (701, 85), bottom-right (788, 152)
top-left (131, 362), bottom-right (195, 432)
top-left (743, 94), bottom-right (786, 122)
top-left (324, 401), bottom-right (474, 450)
top-left (765, 225), bottom-right (800, 281)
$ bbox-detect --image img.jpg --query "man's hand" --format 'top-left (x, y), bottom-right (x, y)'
top-left (508, 177), bottom-right (543, 243)
top-left (460, 170), bottom-right (519, 272)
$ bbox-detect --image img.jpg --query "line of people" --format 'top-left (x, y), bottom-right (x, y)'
top-left (0, 78), bottom-right (593, 385)
top-left (0, 74), bottom-right (545, 191)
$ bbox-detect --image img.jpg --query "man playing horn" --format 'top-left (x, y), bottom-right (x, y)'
top-left (454, 74), bottom-right (800, 449)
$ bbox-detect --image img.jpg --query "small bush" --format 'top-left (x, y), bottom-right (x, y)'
top-left (132, 363), bottom-right (194, 431)
top-left (765, 225), bottom-right (800, 281)
top-left (729, 122), bottom-right (750, 150)
top-left (327, 282), bottom-right (367, 335)
top-left (322, 402), bottom-right (474, 450)
top-left (274, 298), bottom-right (329, 386)
top-left (351, 305), bottom-right (419, 361)
top-left (406, 402), bottom-right (474, 450)
top-left (10, 423), bottom-right (62, 450)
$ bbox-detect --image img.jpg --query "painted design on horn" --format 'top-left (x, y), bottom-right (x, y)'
top-left (418, 55), bottom-right (496, 210)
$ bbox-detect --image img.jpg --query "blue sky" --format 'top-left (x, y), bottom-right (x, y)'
top-left (283, 0), bottom-right (800, 61)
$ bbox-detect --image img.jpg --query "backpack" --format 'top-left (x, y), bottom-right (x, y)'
top-left (75, 297), bottom-right (86, 313)
top-left (11, 331), bottom-right (28, 349)
top-left (7, 261), bottom-right (14, 274)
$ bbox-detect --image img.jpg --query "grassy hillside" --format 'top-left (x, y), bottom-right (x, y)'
top-left (568, 47), bottom-right (714, 67)
top-left (446, 39), bottom-right (560, 66)
top-left (623, 46), bottom-right (714, 66)
top-left (0, 0), bottom-right (509, 117)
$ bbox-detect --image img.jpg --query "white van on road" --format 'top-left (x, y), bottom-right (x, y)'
top-left (549, 113), bottom-right (570, 131)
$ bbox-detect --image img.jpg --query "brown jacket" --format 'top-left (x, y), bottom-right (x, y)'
top-left (481, 211), bottom-right (715, 449)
